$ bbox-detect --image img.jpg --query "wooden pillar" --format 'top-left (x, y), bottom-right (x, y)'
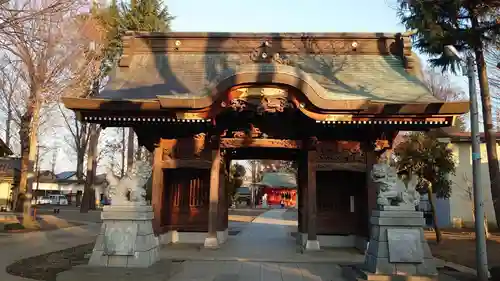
top-left (305, 141), bottom-right (320, 251)
top-left (363, 141), bottom-right (378, 237)
top-left (204, 146), bottom-right (221, 248)
top-left (298, 151), bottom-right (308, 234)
top-left (151, 143), bottom-right (165, 234)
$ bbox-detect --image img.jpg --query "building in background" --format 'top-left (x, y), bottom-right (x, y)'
top-left (32, 170), bottom-right (108, 206)
top-left (433, 128), bottom-right (499, 228)
top-left (0, 138), bottom-right (19, 211)
top-left (255, 172), bottom-right (297, 207)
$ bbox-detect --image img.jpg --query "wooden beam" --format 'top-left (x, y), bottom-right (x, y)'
top-left (161, 160), bottom-right (212, 169)
top-left (220, 138), bottom-right (302, 149)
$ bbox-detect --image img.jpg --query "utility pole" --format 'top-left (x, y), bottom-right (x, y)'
top-left (251, 160), bottom-right (256, 208)
top-left (444, 45), bottom-right (489, 281)
top-left (466, 55), bottom-right (489, 281)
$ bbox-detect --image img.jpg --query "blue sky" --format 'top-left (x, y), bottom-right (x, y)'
top-left (168, 0), bottom-right (405, 33)
top-left (46, 0), bottom-right (473, 173)
top-left (167, 0), bottom-right (468, 88)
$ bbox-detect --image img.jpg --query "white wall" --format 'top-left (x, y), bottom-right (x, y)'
top-left (446, 141), bottom-right (498, 228)
top-left (32, 182), bottom-right (60, 191)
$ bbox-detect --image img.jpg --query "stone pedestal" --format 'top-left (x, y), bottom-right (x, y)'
top-left (89, 204), bottom-right (160, 268)
top-left (343, 206), bottom-right (438, 281)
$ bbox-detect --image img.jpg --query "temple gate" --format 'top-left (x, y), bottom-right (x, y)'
top-left (63, 31), bottom-right (467, 250)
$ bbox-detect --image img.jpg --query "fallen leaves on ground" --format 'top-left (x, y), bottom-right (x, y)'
top-left (426, 228), bottom-right (500, 269)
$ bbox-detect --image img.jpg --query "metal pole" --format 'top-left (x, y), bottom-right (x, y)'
top-left (466, 55), bottom-right (489, 281)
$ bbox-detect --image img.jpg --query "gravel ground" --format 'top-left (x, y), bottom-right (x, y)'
top-left (6, 243), bottom-right (94, 281)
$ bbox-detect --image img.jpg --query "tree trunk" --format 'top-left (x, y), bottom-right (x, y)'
top-left (475, 48), bottom-right (500, 228)
top-left (23, 100), bottom-right (40, 225)
top-left (427, 186), bottom-right (442, 244)
top-left (15, 103), bottom-right (35, 212)
top-left (470, 15), bottom-right (500, 228)
top-left (121, 128), bottom-right (125, 177)
top-left (5, 90), bottom-right (13, 148)
top-left (80, 124), bottom-right (99, 213)
top-left (76, 147), bottom-right (84, 180)
top-left (127, 128), bottom-right (134, 173)
top-left (136, 144), bottom-right (142, 161)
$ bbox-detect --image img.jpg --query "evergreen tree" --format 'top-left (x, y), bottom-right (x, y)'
top-left (122, 0), bottom-right (174, 32)
top-left (78, 1), bottom-right (173, 212)
top-left (397, 0), bottom-right (500, 227)
top-left (395, 132), bottom-right (456, 243)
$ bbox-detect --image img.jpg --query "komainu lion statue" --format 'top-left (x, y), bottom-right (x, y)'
top-left (106, 161), bottom-right (152, 205)
top-left (370, 163), bottom-right (420, 208)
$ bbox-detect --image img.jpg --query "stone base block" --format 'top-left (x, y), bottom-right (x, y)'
top-left (305, 240), bottom-right (320, 251)
top-left (342, 266), bottom-right (438, 281)
top-left (89, 205), bottom-right (159, 268)
top-left (358, 210), bottom-right (438, 278)
top-left (203, 236), bottom-right (219, 249)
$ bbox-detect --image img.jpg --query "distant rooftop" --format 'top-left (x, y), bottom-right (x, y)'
top-left (433, 127), bottom-right (500, 143)
top-left (257, 172), bottom-right (297, 189)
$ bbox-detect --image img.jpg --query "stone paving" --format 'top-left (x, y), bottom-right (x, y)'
top-left (0, 208), bottom-right (470, 281)
top-left (161, 209), bottom-right (364, 263)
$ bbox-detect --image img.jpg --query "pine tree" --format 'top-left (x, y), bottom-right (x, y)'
top-left (397, 0), bottom-right (500, 227)
top-left (122, 0), bottom-right (174, 32)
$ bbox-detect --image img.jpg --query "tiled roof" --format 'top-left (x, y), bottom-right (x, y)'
top-left (257, 172), bottom-right (297, 189)
top-left (100, 53), bottom-right (438, 104)
top-left (0, 157), bottom-right (21, 178)
top-left (0, 138), bottom-right (13, 156)
top-left (432, 127), bottom-right (500, 142)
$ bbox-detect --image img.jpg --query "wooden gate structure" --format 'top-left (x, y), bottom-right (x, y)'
top-left (62, 31), bottom-right (468, 249)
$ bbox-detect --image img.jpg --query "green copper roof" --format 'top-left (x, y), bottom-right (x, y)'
top-left (99, 53), bottom-right (438, 104)
top-left (257, 172), bottom-right (297, 189)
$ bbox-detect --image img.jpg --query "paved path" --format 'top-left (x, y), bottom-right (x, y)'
top-left (0, 223), bottom-right (100, 281)
top-left (164, 210), bottom-right (462, 281)
top-left (161, 209), bottom-right (363, 263)
top-left (163, 209), bottom-right (350, 281)
top-left (0, 209), bottom-right (467, 281)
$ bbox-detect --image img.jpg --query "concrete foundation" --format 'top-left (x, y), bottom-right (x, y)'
top-left (158, 229), bottom-right (229, 245)
top-left (298, 233), bottom-right (368, 251)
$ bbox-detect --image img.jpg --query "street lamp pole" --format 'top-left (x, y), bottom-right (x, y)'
top-left (445, 45), bottom-right (489, 280)
top-left (465, 55), bottom-right (489, 281)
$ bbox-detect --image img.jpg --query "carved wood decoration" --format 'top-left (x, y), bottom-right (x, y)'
top-left (231, 124), bottom-right (262, 138)
top-left (161, 136), bottom-right (210, 162)
top-left (316, 141), bottom-right (366, 171)
top-left (317, 141), bottom-right (365, 163)
top-left (249, 40), bottom-right (293, 65)
top-left (222, 87), bottom-right (293, 114)
top-left (220, 138), bottom-right (302, 149)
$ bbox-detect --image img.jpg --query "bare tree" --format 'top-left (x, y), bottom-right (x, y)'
top-left (0, 59), bottom-right (22, 149)
top-left (0, 0), bottom-right (73, 33)
top-left (57, 104), bottom-right (90, 180)
top-left (0, 0), bottom-right (101, 220)
top-left (423, 68), bottom-right (468, 131)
